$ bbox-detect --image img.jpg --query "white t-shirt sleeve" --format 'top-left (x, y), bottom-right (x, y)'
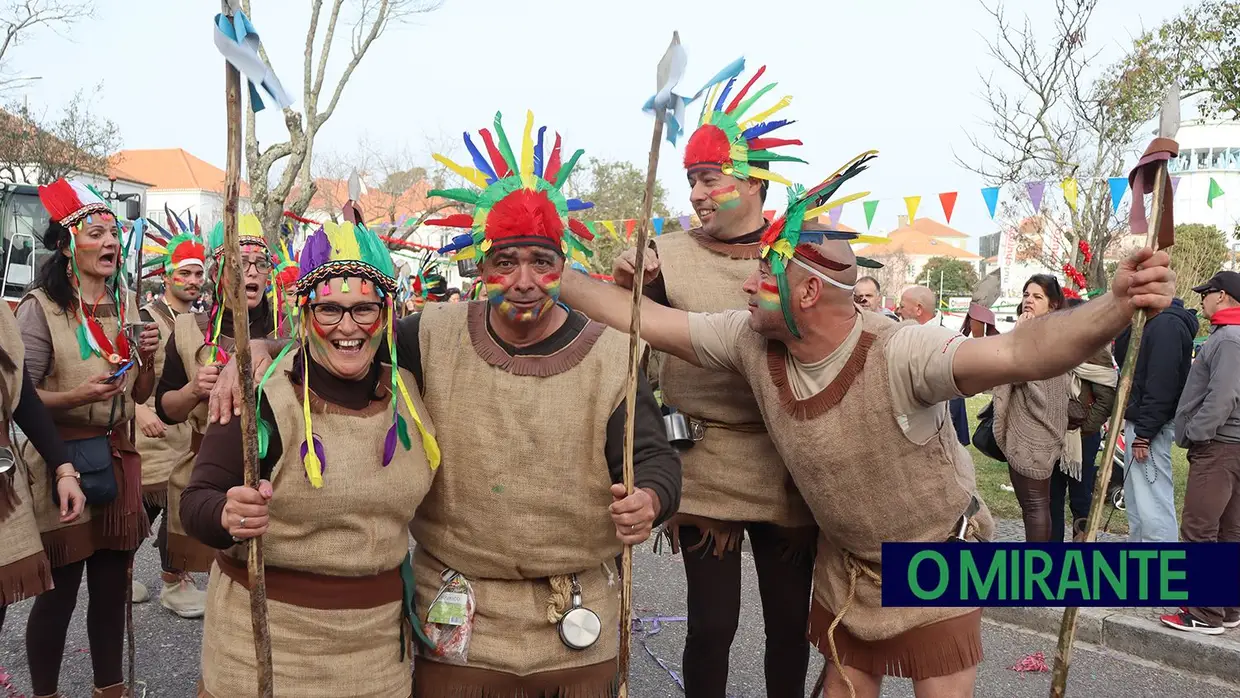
top-left (687, 310), bottom-right (750, 374)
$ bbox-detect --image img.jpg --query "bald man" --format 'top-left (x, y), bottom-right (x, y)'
top-left (558, 223), bottom-right (1177, 698)
top-left (897, 285), bottom-right (938, 325)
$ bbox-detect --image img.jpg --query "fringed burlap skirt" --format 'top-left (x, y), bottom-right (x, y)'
top-left (0, 459), bottom-right (51, 604)
top-left (808, 600), bottom-right (984, 680)
top-left (199, 559), bottom-right (410, 698)
top-left (412, 547), bottom-right (618, 697)
top-left (659, 514), bottom-right (817, 562)
top-left (166, 442), bottom-right (215, 572)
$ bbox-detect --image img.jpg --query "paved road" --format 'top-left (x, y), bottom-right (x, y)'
top-left (1, 524), bottom-right (1236, 697)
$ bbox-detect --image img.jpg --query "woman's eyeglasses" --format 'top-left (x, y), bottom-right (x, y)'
top-left (308, 302), bottom-right (383, 326)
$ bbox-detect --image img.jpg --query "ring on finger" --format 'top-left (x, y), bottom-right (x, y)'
top-left (240, 516), bottom-right (247, 528)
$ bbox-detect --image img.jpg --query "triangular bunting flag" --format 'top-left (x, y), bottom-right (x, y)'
top-left (939, 192), bottom-right (958, 223)
top-left (863, 200), bottom-right (879, 230)
top-left (653, 218), bottom-right (664, 235)
top-left (678, 215), bottom-right (691, 230)
top-left (1208, 177), bottom-right (1225, 208)
top-left (1171, 177), bottom-right (1181, 196)
top-left (904, 195), bottom-right (921, 223)
top-left (1108, 177), bottom-right (1128, 213)
top-left (1062, 178), bottom-right (1078, 211)
top-left (602, 220), bottom-right (619, 240)
top-left (623, 219), bottom-right (636, 239)
top-left (1026, 181), bottom-right (1046, 211)
top-left (981, 187), bottom-right (1000, 219)
top-left (829, 205), bottom-right (843, 228)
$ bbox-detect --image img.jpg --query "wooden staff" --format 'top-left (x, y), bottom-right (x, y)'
top-left (1049, 89), bottom-right (1180, 698)
top-left (617, 32), bottom-right (678, 696)
top-left (126, 230), bottom-right (142, 696)
top-left (221, 1), bottom-right (274, 695)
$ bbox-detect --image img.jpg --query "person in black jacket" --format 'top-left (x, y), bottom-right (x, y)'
top-left (1114, 297), bottom-right (1199, 542)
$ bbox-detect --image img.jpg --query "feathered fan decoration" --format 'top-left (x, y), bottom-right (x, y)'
top-left (759, 150), bottom-right (883, 337)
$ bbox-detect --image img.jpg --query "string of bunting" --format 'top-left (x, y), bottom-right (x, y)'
top-left (847, 174), bottom-right (1227, 230)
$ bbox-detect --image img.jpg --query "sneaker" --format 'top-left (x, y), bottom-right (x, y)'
top-left (1225, 611), bottom-right (1240, 629)
top-left (160, 572), bottom-right (207, 619)
top-left (131, 580), bottom-right (150, 604)
top-left (1160, 610), bottom-right (1225, 635)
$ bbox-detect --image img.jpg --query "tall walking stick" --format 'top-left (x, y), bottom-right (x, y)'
top-left (220, 1), bottom-right (274, 694)
top-left (618, 31), bottom-right (680, 697)
top-left (126, 224), bottom-right (144, 696)
top-left (1049, 85), bottom-right (1181, 698)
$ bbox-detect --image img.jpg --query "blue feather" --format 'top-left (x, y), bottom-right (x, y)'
top-left (714, 76), bottom-right (738, 113)
top-left (534, 126), bottom-right (546, 178)
top-left (566, 199), bottom-right (594, 212)
top-left (742, 119), bottom-right (795, 140)
top-left (463, 132), bottom-right (498, 184)
top-left (437, 233), bottom-right (475, 255)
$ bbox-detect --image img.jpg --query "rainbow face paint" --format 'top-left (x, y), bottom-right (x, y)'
top-left (486, 271), bottom-right (560, 322)
top-left (757, 280), bottom-right (782, 311)
top-left (708, 184), bottom-right (741, 211)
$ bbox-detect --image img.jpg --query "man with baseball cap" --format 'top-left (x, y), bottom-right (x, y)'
top-left (1165, 270), bottom-right (1240, 634)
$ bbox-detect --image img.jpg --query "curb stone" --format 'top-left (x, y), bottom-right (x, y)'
top-left (985, 605), bottom-right (1240, 685)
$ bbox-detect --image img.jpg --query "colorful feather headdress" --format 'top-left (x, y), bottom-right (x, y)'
top-left (683, 65), bottom-right (805, 186)
top-left (201, 215), bottom-right (274, 364)
top-left (426, 111), bottom-right (596, 267)
top-left (409, 251), bottom-right (449, 302)
top-left (758, 151), bottom-right (883, 338)
top-left (36, 177), bottom-right (132, 363)
top-left (257, 218), bottom-right (439, 489)
top-left (142, 206), bottom-right (206, 279)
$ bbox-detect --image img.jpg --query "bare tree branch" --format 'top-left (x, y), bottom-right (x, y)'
top-left (0, 0), bottom-right (94, 90)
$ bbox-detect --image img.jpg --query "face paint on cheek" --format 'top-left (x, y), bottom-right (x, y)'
top-left (537, 272), bottom-right (562, 300)
top-left (708, 185), bottom-right (741, 211)
top-left (757, 280), bottom-right (782, 311)
top-left (484, 274), bottom-right (508, 307)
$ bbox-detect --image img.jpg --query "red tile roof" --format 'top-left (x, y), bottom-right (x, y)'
top-left (108, 149), bottom-right (249, 196)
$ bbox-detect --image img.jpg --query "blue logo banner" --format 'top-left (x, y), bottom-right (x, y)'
top-left (881, 543), bottom-right (1240, 607)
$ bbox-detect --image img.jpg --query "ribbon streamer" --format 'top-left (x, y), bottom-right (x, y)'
top-left (644, 54), bottom-right (746, 145)
top-left (214, 10), bottom-right (294, 112)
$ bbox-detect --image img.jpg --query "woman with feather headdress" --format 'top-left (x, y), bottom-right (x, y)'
top-left (182, 217), bottom-right (438, 697)
top-left (16, 178), bottom-right (159, 698)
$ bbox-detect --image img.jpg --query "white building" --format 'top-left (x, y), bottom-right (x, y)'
top-left (109, 149), bottom-right (252, 231)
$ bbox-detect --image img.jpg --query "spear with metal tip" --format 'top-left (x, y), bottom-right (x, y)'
top-left (1049, 83), bottom-right (1181, 698)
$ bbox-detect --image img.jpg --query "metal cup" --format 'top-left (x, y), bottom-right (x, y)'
top-left (0, 446), bottom-right (15, 475)
top-left (664, 412), bottom-right (695, 450)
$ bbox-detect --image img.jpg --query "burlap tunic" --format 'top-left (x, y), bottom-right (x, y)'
top-left (18, 289), bottom-right (147, 567)
top-left (701, 310), bottom-right (994, 677)
top-left (200, 351), bottom-right (436, 698)
top-left (410, 302), bottom-right (625, 694)
top-left (654, 230), bottom-right (813, 550)
top-left (0, 302), bottom-right (52, 604)
top-left (135, 301), bottom-right (192, 507)
top-left (164, 312), bottom-right (225, 572)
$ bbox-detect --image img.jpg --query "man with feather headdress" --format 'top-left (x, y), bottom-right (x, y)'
top-left (209, 112), bottom-right (682, 695)
top-left (559, 153), bottom-right (1178, 698)
top-left (610, 63), bottom-right (819, 696)
top-left (131, 208), bottom-right (209, 618)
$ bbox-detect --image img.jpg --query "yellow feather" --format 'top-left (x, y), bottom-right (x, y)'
top-left (848, 234), bottom-right (889, 246)
top-left (803, 191), bottom-right (871, 220)
top-left (740, 95), bottom-right (793, 129)
top-left (520, 111), bottom-right (536, 190)
top-left (238, 214), bottom-right (264, 240)
top-left (142, 244), bottom-right (168, 256)
top-left (432, 154), bottom-right (489, 188)
top-left (828, 150), bottom-right (880, 179)
top-left (748, 167), bottom-right (791, 187)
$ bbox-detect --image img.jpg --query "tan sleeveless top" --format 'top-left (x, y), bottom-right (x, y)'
top-left (136, 301), bottom-right (192, 489)
top-left (733, 310), bottom-right (993, 641)
top-left (221, 351), bottom-right (436, 575)
top-left (655, 230), bottom-right (811, 526)
top-left (20, 288), bottom-right (138, 428)
top-left (412, 302), bottom-right (625, 580)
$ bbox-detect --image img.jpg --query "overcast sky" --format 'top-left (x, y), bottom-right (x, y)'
top-left (8, 0), bottom-right (1197, 249)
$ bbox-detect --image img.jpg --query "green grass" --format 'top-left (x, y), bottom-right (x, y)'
top-left (963, 395), bottom-right (1189, 535)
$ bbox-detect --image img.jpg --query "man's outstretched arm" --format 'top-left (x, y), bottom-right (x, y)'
top-left (561, 269), bottom-right (701, 367)
top-left (951, 247), bottom-right (1176, 397)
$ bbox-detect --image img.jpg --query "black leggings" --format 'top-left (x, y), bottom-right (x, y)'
top-left (1009, 467), bottom-right (1053, 542)
top-left (26, 549), bottom-right (130, 694)
top-left (679, 523), bottom-right (813, 697)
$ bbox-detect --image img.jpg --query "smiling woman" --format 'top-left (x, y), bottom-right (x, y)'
top-left (182, 217), bottom-right (440, 698)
